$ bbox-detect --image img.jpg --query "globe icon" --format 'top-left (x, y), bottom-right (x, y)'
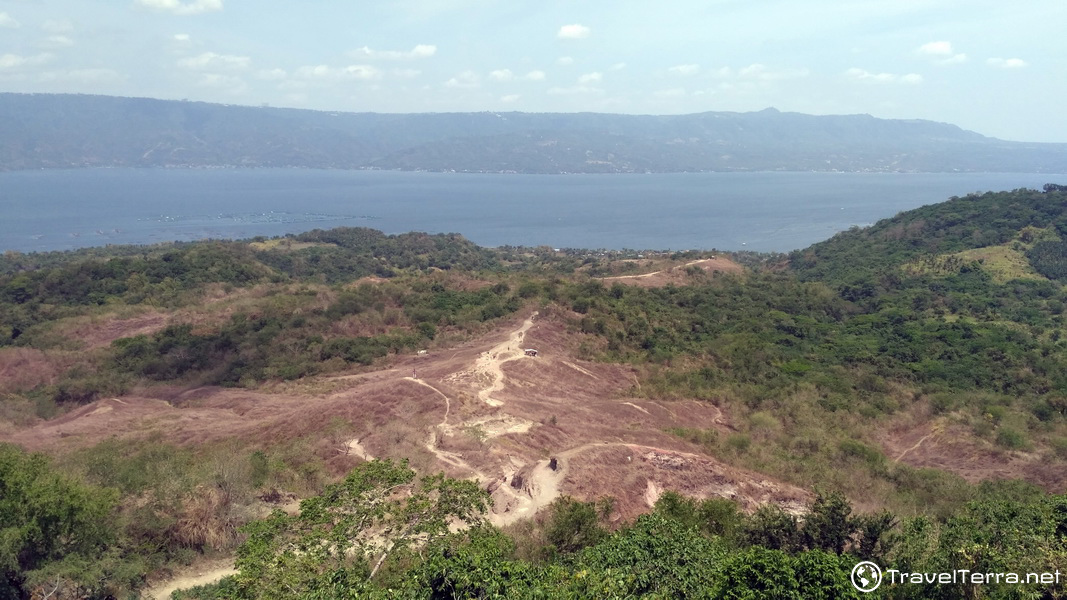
top-left (851, 561), bottom-right (883, 593)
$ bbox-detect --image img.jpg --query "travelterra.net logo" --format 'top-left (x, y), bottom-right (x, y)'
top-left (851, 561), bottom-right (883, 593)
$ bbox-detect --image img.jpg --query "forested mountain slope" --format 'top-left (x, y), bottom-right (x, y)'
top-left (3, 93), bottom-right (1067, 173)
top-left (791, 184), bottom-right (1067, 285)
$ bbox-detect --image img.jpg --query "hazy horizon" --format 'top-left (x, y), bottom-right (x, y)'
top-left (0, 1), bottom-right (1063, 143)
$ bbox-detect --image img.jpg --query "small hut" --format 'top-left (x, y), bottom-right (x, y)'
top-left (524, 348), bottom-right (538, 357)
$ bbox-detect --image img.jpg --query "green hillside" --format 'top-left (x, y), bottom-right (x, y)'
top-left (790, 185), bottom-right (1067, 286)
top-left (2, 188), bottom-right (1066, 599)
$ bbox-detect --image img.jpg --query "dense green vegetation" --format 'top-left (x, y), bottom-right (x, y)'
top-left (1, 443), bottom-right (127, 599)
top-left (0, 228), bottom-right (500, 348)
top-left (108, 277), bottom-right (520, 385)
top-left (790, 187), bottom-right (1067, 287)
top-left (3, 186), bottom-right (1067, 598)
top-left (2, 449), bottom-right (1062, 599)
top-left (169, 460), bottom-right (1065, 599)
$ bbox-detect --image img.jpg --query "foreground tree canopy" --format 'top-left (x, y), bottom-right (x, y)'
top-left (173, 459), bottom-right (1064, 600)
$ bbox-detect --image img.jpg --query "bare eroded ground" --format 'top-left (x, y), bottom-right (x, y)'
top-left (6, 311), bottom-right (809, 526)
top-left (597, 257), bottom-right (744, 288)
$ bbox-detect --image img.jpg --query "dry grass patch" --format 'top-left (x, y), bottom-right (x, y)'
top-left (247, 239), bottom-right (337, 251)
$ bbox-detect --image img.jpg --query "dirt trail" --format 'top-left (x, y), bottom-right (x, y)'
top-left (400, 370), bottom-right (531, 513)
top-left (24, 309), bottom-right (812, 596)
top-left (489, 443), bottom-right (608, 526)
top-left (467, 312), bottom-right (537, 407)
top-left (895, 434), bottom-right (933, 462)
top-left (414, 312), bottom-right (732, 527)
top-left (491, 441), bottom-right (704, 527)
top-left (599, 259), bottom-right (718, 281)
top-left (402, 313), bottom-right (564, 526)
top-left (405, 376), bottom-right (482, 476)
top-left (144, 562), bottom-right (236, 600)
top-left (562, 360), bottom-right (600, 379)
top-left (147, 362), bottom-right (498, 598)
top-left (404, 376), bottom-right (452, 424)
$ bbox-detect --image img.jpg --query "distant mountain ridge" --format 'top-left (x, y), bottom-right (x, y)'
top-left (1, 93), bottom-right (1065, 173)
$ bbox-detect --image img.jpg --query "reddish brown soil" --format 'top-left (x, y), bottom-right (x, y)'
top-left (598, 258), bottom-right (744, 288)
top-left (3, 311), bottom-right (809, 523)
top-left (880, 418), bottom-right (1066, 493)
top-left (0, 347), bottom-right (65, 393)
top-left (79, 313), bottom-right (172, 349)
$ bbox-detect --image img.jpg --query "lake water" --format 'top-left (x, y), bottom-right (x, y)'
top-left (1, 169), bottom-right (1063, 254)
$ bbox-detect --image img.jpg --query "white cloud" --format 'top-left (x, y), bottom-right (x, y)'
top-left (501, 94), bottom-right (520, 103)
top-left (195, 73), bottom-right (247, 94)
top-left (41, 35), bottom-right (75, 49)
top-left (916, 41), bottom-right (966, 65)
top-left (256, 68), bottom-right (286, 81)
top-left (489, 69), bottom-right (545, 82)
top-left (392, 68), bottom-right (421, 79)
top-left (0, 53), bottom-right (53, 70)
top-left (609, 62), bottom-right (626, 71)
top-left (42, 20), bottom-right (74, 34)
top-left (178, 52), bottom-right (250, 70)
top-left (135, 0), bottom-right (223, 16)
top-left (668, 64), bottom-right (700, 76)
top-left (0, 12), bottom-right (21, 29)
top-left (444, 70), bottom-right (479, 88)
top-left (173, 33), bottom-right (191, 42)
top-left (987, 57), bottom-right (1027, 69)
top-left (917, 40), bottom-right (953, 56)
top-left (296, 64), bottom-right (380, 80)
top-left (846, 67), bottom-right (922, 84)
top-left (577, 71), bottom-right (602, 84)
top-left (557, 56), bottom-right (574, 66)
top-left (709, 64), bottom-right (808, 83)
top-left (557, 24), bottom-right (590, 39)
top-left (350, 44), bottom-right (436, 60)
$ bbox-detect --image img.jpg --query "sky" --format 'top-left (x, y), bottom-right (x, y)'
top-left (0, 0), bottom-right (1064, 142)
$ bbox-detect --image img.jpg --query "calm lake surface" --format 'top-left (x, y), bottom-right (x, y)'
top-left (1, 169), bottom-right (1063, 253)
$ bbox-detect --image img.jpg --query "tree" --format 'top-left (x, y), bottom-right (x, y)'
top-left (0, 444), bottom-right (119, 600)
top-left (713, 546), bottom-right (801, 600)
top-left (743, 505), bottom-right (803, 553)
top-left (801, 490), bottom-right (854, 554)
top-left (792, 550), bottom-right (862, 600)
top-left (232, 459), bottom-right (489, 599)
top-left (398, 525), bottom-right (541, 599)
top-left (543, 496), bottom-right (611, 555)
top-left (571, 512), bottom-right (723, 598)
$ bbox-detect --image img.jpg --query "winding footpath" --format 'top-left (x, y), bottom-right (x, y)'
top-left (470, 313), bottom-right (538, 406)
top-left (145, 311), bottom-right (624, 593)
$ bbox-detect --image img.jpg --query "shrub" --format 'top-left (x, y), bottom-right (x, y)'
top-left (995, 427), bottom-right (1029, 450)
top-left (0, 444), bottom-right (120, 598)
top-left (725, 434), bottom-right (751, 454)
top-left (543, 496), bottom-right (609, 555)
